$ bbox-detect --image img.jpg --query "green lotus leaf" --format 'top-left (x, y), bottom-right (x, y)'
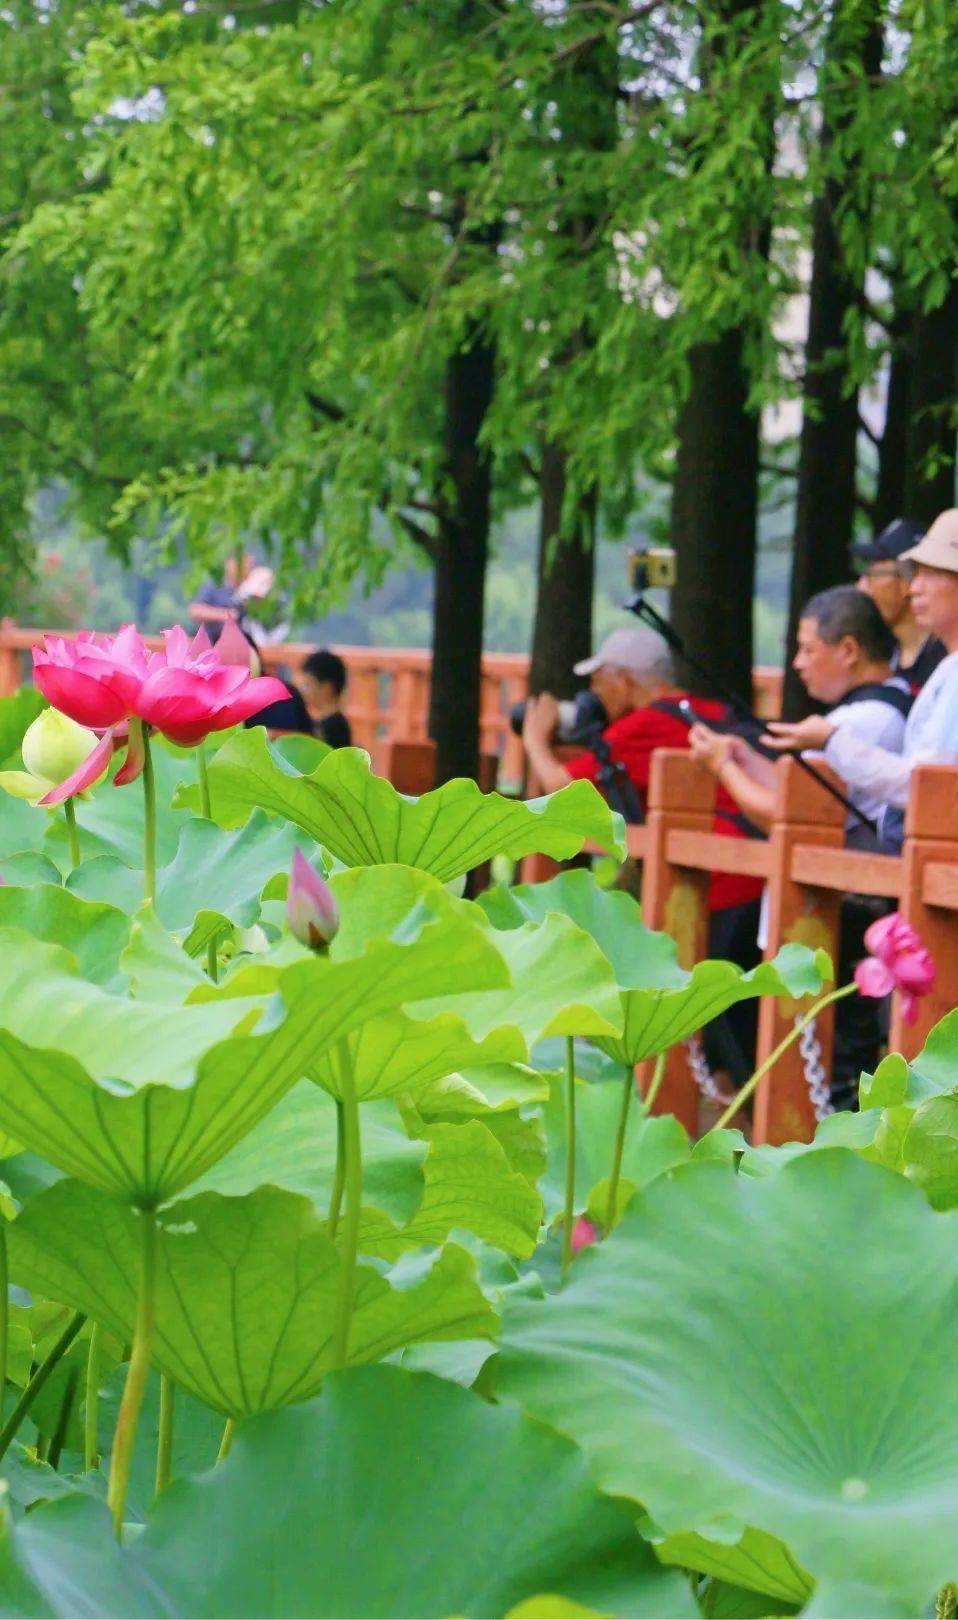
top-left (491, 1151), bottom-right (958, 1611)
top-left (359, 1118), bottom-right (542, 1259)
top-left (409, 913), bottom-right (623, 1047)
top-left (176, 727), bottom-right (625, 877)
top-left (8, 1181), bottom-right (495, 1417)
top-left (655, 1526), bottom-right (811, 1606)
top-left (479, 869), bottom-right (829, 1063)
top-left (0, 852), bottom-right (62, 887)
top-left (194, 1081), bottom-right (427, 1222)
top-left (52, 740), bottom-right (193, 872)
top-left (0, 870), bottom-right (508, 1202)
top-left (412, 1062), bottom-right (551, 1118)
top-left (537, 1072), bottom-right (690, 1223)
top-left (67, 810), bottom-right (313, 942)
top-left (0, 690), bottom-right (46, 767)
top-left (0, 1366), bottom-right (693, 1618)
top-left (897, 1094), bottom-right (958, 1209)
top-left (118, 905), bottom-right (208, 1002)
top-left (0, 883), bottom-right (131, 990)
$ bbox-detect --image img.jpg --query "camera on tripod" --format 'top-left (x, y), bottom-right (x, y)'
top-left (627, 545), bottom-right (677, 597)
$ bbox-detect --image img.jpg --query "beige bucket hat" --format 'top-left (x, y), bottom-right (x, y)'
top-left (901, 508), bottom-right (958, 573)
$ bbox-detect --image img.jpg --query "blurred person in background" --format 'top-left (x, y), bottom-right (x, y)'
top-left (854, 517), bottom-right (945, 693)
top-left (294, 649), bottom-right (352, 748)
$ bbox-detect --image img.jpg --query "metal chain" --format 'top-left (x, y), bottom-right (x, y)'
top-left (795, 1015), bottom-right (833, 1122)
top-left (683, 1034), bottom-right (736, 1108)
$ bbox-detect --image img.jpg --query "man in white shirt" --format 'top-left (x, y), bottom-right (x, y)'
top-left (766, 507), bottom-right (958, 852)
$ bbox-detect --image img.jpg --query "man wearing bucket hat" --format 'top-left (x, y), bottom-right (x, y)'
top-left (854, 516), bottom-right (945, 692)
top-left (766, 508), bottom-right (958, 849)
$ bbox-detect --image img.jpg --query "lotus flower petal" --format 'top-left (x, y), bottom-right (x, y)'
top-left (854, 957), bottom-right (896, 1000)
top-left (39, 730), bottom-right (117, 806)
top-left (286, 848), bottom-right (339, 949)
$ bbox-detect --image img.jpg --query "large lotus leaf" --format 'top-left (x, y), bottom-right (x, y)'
top-left (8, 1181), bottom-right (495, 1417)
top-left (655, 1527), bottom-right (812, 1607)
top-left (409, 914), bottom-right (623, 1047)
top-left (68, 811), bottom-right (312, 946)
top-left (359, 1118), bottom-right (542, 1259)
top-left (175, 726), bottom-right (625, 877)
top-left (49, 741), bottom-right (193, 872)
top-left (480, 869), bottom-right (829, 1064)
top-left (861, 1013), bottom-right (958, 1112)
top-left (537, 1072), bottom-right (690, 1222)
top-left (490, 1151), bottom-right (958, 1612)
top-left (0, 875), bottom-right (509, 1202)
top-left (0, 1366), bottom-right (693, 1619)
top-left (0, 689), bottom-right (46, 767)
top-left (0, 794), bottom-right (47, 860)
top-left (412, 1062), bottom-right (550, 1118)
top-left (0, 884), bottom-right (130, 990)
top-left (193, 1081), bottom-right (427, 1222)
top-left (118, 906), bottom-right (208, 1002)
top-left (0, 852), bottom-right (63, 887)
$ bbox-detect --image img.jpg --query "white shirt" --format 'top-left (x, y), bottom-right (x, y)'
top-left (824, 653), bottom-right (958, 811)
top-left (817, 682), bottom-right (910, 830)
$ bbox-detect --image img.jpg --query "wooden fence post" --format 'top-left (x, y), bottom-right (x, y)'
top-left (892, 765), bottom-right (958, 1056)
top-left (751, 757), bottom-right (845, 1146)
top-left (639, 749), bottom-right (715, 1135)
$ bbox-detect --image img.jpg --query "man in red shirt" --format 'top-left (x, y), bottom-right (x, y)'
top-left (521, 626), bottom-right (762, 914)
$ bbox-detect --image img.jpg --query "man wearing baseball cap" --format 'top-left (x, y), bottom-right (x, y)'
top-left (767, 508), bottom-right (958, 848)
top-left (854, 517), bottom-right (945, 692)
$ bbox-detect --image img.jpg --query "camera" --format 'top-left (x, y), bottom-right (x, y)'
top-left (509, 688), bottom-right (608, 742)
top-left (627, 545), bottom-right (677, 594)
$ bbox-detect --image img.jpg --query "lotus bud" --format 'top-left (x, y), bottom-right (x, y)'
top-left (570, 1217), bottom-right (598, 1256)
top-left (22, 710), bottom-right (102, 789)
top-left (286, 848), bottom-right (339, 951)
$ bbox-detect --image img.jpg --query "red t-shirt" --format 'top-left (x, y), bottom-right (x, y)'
top-left (564, 696), bottom-right (763, 912)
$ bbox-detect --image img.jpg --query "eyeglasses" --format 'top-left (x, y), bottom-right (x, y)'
top-left (857, 562), bottom-right (905, 581)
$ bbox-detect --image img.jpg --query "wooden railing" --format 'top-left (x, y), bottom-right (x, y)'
top-left (526, 750), bottom-right (958, 1147)
top-left (0, 620), bottom-right (782, 785)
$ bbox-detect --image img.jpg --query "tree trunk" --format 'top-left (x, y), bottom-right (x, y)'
top-left (903, 278), bottom-right (958, 525)
top-left (428, 323), bottom-right (496, 784)
top-left (529, 443), bottom-right (596, 696)
top-left (782, 0), bottom-right (883, 716)
top-left (874, 303), bottom-right (913, 532)
top-left (669, 328), bottom-right (760, 703)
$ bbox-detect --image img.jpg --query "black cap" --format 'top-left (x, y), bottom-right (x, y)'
top-left (854, 517), bottom-right (926, 564)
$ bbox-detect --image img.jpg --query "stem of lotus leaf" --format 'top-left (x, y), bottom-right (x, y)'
top-left (561, 1037), bottom-right (576, 1275)
top-left (0, 1310), bottom-right (85, 1464)
top-left (142, 727), bottom-right (157, 906)
top-left (48, 1364), bottom-right (80, 1471)
top-left (155, 1373), bottom-right (175, 1497)
top-left (328, 1098), bottom-right (346, 1239)
top-left (937, 1585), bottom-right (958, 1619)
top-left (107, 1207), bottom-right (158, 1537)
top-left (0, 1228), bottom-right (7, 1418)
top-left (710, 983), bottom-right (856, 1134)
top-left (642, 1050), bottom-right (668, 1115)
top-left (197, 741), bottom-right (212, 820)
top-left (217, 1417), bottom-right (234, 1464)
top-left (63, 798), bottom-right (81, 870)
top-left (605, 1061), bottom-right (643, 1236)
top-left (332, 1065), bottom-right (363, 1368)
top-left (84, 1322), bottom-right (101, 1471)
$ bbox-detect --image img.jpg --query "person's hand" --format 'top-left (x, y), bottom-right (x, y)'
top-left (236, 564), bottom-right (275, 601)
top-left (522, 693), bottom-right (559, 748)
top-left (762, 715), bottom-right (836, 752)
top-left (688, 723), bottom-right (737, 775)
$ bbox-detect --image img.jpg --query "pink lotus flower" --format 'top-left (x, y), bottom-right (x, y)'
top-left (570, 1217), bottom-right (598, 1256)
top-left (213, 617), bottom-right (258, 672)
top-left (32, 625), bottom-right (148, 731)
top-left (854, 912), bottom-right (936, 1026)
top-left (286, 848), bottom-right (339, 950)
top-left (135, 625), bottom-right (286, 746)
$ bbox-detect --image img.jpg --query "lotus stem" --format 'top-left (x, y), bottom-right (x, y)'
top-left (328, 1098), bottom-right (346, 1239)
top-left (643, 1050), bottom-right (668, 1114)
top-left (217, 1417), bottom-right (234, 1464)
top-left (155, 1373), bottom-right (175, 1497)
top-left (63, 798), bottom-right (81, 870)
top-left (605, 1062), bottom-right (640, 1235)
top-left (561, 1037), bottom-right (576, 1275)
top-left (711, 983), bottom-right (855, 1134)
top-left (142, 727), bottom-right (157, 906)
top-left (0, 1227), bottom-right (7, 1416)
top-left (107, 1207), bottom-right (158, 1537)
top-left (84, 1322), bottom-right (101, 1471)
top-left (0, 1310), bottom-right (85, 1464)
top-left (332, 1065), bottom-right (362, 1367)
top-left (197, 741), bottom-right (212, 820)
top-left (48, 1364), bottom-right (80, 1471)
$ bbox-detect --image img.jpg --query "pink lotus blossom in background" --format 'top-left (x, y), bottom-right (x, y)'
top-left (854, 912), bottom-right (936, 1026)
top-left (286, 848), bottom-right (339, 950)
top-left (213, 618), bottom-right (258, 672)
top-left (570, 1217), bottom-right (598, 1256)
top-left (135, 626), bottom-right (286, 745)
top-left (32, 625), bottom-right (148, 730)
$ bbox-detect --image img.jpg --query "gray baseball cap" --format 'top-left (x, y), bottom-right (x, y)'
top-left (573, 626), bottom-right (670, 677)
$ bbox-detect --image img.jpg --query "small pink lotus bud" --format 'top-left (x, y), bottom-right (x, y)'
top-left (570, 1217), bottom-right (598, 1256)
top-left (286, 848), bottom-right (339, 950)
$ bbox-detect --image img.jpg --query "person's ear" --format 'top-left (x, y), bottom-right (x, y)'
top-left (839, 635), bottom-right (858, 668)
